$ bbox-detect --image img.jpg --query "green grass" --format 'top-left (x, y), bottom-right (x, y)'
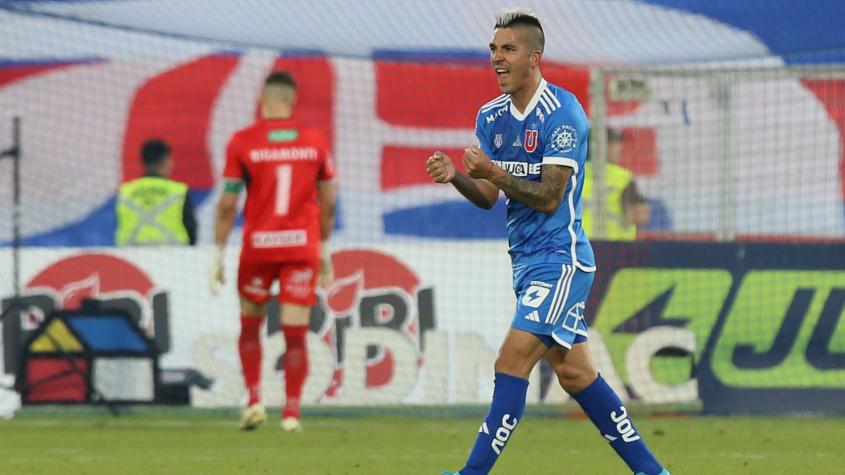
top-left (2, 410), bottom-right (845, 474)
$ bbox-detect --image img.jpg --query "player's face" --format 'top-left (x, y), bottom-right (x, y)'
top-left (489, 27), bottom-right (538, 95)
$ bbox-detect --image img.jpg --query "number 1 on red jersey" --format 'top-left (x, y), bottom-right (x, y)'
top-left (275, 164), bottom-right (292, 216)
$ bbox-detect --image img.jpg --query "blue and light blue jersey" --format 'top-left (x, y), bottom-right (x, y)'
top-left (475, 78), bottom-right (595, 271)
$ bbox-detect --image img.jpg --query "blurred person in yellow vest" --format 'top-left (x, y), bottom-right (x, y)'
top-left (582, 128), bottom-right (651, 240)
top-left (115, 139), bottom-right (197, 246)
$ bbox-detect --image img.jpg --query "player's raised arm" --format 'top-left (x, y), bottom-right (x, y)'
top-left (426, 150), bottom-right (500, 209)
top-left (462, 145), bottom-right (570, 214)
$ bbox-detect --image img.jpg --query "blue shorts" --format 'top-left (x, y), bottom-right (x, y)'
top-left (510, 263), bottom-right (594, 349)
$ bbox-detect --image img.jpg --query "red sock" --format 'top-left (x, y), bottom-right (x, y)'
top-left (239, 316), bottom-right (263, 406)
top-left (282, 324), bottom-right (309, 419)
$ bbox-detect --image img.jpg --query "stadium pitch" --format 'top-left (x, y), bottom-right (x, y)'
top-left (2, 410), bottom-right (844, 474)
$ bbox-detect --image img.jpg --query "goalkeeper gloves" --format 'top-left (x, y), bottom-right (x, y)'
top-left (209, 244), bottom-right (225, 296)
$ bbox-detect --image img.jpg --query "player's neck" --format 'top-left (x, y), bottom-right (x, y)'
top-left (510, 74), bottom-right (542, 113)
top-left (262, 106), bottom-right (293, 121)
top-left (263, 114), bottom-right (292, 121)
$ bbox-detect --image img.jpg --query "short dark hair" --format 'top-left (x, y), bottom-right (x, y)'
top-left (264, 70), bottom-right (297, 89)
top-left (495, 7), bottom-right (545, 52)
top-left (141, 139), bottom-right (171, 167)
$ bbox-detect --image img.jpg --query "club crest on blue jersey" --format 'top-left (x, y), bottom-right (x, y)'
top-left (524, 129), bottom-right (539, 153)
top-left (494, 133), bottom-right (504, 149)
top-left (551, 125), bottom-right (577, 153)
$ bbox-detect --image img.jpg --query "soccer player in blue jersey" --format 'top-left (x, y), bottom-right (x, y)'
top-left (427, 8), bottom-right (669, 475)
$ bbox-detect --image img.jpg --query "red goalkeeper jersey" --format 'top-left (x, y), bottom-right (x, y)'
top-left (224, 118), bottom-right (335, 262)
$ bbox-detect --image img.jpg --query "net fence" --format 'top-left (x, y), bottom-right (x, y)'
top-left (1, 1), bottom-right (844, 415)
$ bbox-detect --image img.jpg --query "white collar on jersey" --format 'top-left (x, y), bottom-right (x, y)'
top-left (510, 78), bottom-right (548, 122)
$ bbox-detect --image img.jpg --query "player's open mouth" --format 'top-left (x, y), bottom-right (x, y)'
top-left (495, 68), bottom-right (509, 79)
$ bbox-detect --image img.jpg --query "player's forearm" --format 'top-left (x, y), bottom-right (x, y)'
top-left (319, 202), bottom-right (335, 241)
top-left (486, 167), bottom-right (560, 213)
top-left (214, 182), bottom-right (242, 247)
top-left (317, 181), bottom-right (336, 241)
top-left (451, 173), bottom-right (497, 209)
top-left (214, 204), bottom-right (237, 246)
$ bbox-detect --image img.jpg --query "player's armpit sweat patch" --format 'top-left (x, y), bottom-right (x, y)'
top-left (223, 180), bottom-right (244, 193)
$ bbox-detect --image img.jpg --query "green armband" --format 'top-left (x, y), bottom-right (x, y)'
top-left (223, 180), bottom-right (243, 193)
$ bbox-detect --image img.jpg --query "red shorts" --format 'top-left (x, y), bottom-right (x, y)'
top-left (237, 259), bottom-right (320, 306)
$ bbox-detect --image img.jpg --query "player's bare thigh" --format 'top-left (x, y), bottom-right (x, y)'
top-left (238, 296), bottom-right (310, 327)
top-left (495, 327), bottom-right (552, 379)
top-left (240, 296), bottom-right (266, 318)
top-left (281, 303), bottom-right (310, 326)
top-left (544, 341), bottom-right (598, 395)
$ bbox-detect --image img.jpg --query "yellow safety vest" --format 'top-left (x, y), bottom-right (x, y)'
top-left (115, 177), bottom-right (189, 245)
top-left (582, 163), bottom-right (637, 241)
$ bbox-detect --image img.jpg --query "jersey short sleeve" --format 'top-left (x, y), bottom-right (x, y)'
top-left (541, 101), bottom-right (589, 174)
top-left (223, 133), bottom-right (245, 181)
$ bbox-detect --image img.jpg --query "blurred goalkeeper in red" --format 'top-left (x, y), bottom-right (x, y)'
top-left (210, 71), bottom-right (336, 432)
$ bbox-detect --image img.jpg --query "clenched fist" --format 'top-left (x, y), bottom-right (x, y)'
top-left (426, 151), bottom-right (456, 183)
top-left (463, 145), bottom-right (494, 179)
